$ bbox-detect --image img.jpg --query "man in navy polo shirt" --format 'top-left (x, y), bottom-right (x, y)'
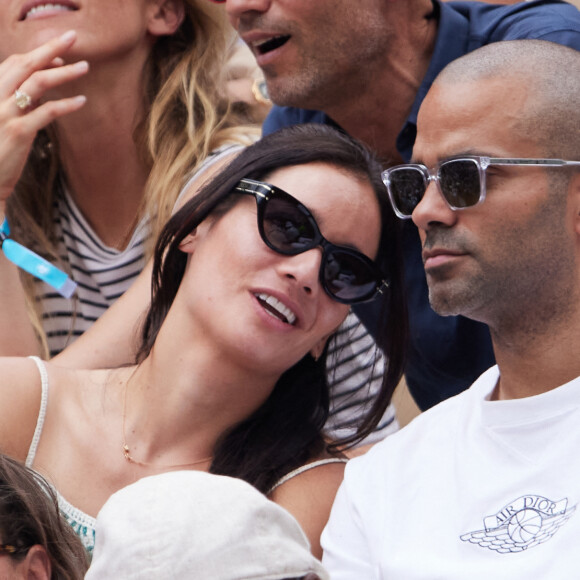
top-left (221, 0), bottom-right (580, 411)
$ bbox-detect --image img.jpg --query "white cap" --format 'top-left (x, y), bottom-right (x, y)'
top-left (85, 470), bottom-right (329, 580)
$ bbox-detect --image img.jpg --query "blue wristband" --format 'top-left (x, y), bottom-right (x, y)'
top-left (0, 218), bottom-right (77, 299)
top-left (0, 218), bottom-right (9, 237)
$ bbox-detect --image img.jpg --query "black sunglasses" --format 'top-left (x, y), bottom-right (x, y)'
top-left (382, 155), bottom-right (580, 219)
top-left (234, 178), bottom-right (388, 304)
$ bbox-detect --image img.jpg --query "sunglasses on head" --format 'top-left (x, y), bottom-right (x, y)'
top-left (382, 155), bottom-right (580, 219)
top-left (234, 178), bottom-right (388, 304)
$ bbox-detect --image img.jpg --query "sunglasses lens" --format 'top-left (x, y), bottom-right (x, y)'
top-left (386, 167), bottom-right (426, 217)
top-left (323, 250), bottom-right (378, 303)
top-left (439, 159), bottom-right (481, 209)
top-left (256, 186), bottom-right (380, 304)
top-left (262, 196), bottom-right (317, 254)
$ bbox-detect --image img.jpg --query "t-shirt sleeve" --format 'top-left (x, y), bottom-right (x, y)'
top-left (321, 475), bottom-right (378, 579)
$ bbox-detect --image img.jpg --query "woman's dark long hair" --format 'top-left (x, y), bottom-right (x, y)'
top-left (137, 124), bottom-right (408, 492)
top-left (0, 455), bottom-right (88, 579)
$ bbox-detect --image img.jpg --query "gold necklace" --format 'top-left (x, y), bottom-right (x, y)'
top-left (121, 375), bottom-right (213, 469)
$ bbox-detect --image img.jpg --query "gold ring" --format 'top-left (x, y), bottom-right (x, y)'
top-left (14, 89), bottom-right (32, 110)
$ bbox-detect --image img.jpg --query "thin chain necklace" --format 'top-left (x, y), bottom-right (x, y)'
top-left (121, 375), bottom-right (213, 469)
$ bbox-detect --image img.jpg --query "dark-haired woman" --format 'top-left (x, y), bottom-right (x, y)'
top-left (0, 454), bottom-right (88, 579)
top-left (0, 124), bottom-right (407, 557)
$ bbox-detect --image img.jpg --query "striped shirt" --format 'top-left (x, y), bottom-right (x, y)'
top-left (326, 312), bottom-right (398, 444)
top-left (35, 187), bottom-right (148, 357)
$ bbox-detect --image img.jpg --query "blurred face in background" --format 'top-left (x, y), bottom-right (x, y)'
top-left (226, 0), bottom-right (392, 110)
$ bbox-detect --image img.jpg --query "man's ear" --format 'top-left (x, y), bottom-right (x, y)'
top-left (147, 0), bottom-right (186, 37)
top-left (21, 545), bottom-right (51, 580)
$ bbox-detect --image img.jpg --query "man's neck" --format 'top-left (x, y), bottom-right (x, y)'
top-left (325, 2), bottom-right (437, 163)
top-left (490, 312), bottom-right (580, 401)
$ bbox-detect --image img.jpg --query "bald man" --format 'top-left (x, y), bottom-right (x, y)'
top-left (322, 40), bottom-right (580, 579)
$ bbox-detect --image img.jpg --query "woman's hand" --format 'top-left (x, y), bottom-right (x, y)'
top-left (0, 30), bottom-right (88, 214)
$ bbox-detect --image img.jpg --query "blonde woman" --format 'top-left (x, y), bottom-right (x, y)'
top-left (0, 0), bottom-right (252, 358)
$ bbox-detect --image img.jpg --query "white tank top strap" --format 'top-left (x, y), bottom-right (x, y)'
top-left (269, 457), bottom-right (348, 494)
top-left (25, 356), bottom-right (50, 468)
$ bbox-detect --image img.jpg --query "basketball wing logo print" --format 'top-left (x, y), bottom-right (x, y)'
top-left (460, 495), bottom-right (576, 554)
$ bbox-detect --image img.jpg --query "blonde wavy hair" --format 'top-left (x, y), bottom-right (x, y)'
top-left (6, 1), bottom-right (256, 356)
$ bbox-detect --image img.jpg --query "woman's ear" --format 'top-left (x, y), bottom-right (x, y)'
top-left (178, 232), bottom-right (197, 254)
top-left (178, 218), bottom-right (215, 254)
top-left (21, 545), bottom-right (51, 580)
top-left (147, 0), bottom-right (186, 37)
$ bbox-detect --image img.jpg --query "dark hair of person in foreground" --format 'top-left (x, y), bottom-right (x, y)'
top-left (0, 454), bottom-right (88, 579)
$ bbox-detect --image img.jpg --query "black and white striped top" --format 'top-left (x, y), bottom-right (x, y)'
top-left (35, 188), bottom-right (148, 358)
top-left (326, 312), bottom-right (398, 444)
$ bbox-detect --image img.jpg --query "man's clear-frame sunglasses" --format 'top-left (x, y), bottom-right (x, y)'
top-left (382, 155), bottom-right (580, 219)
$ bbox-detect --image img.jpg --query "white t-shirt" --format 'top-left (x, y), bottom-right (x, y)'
top-left (322, 365), bottom-right (580, 579)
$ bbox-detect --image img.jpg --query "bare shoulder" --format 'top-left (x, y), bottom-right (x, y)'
top-left (269, 458), bottom-right (347, 558)
top-left (0, 357), bottom-right (46, 460)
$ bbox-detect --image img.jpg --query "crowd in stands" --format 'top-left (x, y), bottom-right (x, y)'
top-left (0, 0), bottom-right (579, 578)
